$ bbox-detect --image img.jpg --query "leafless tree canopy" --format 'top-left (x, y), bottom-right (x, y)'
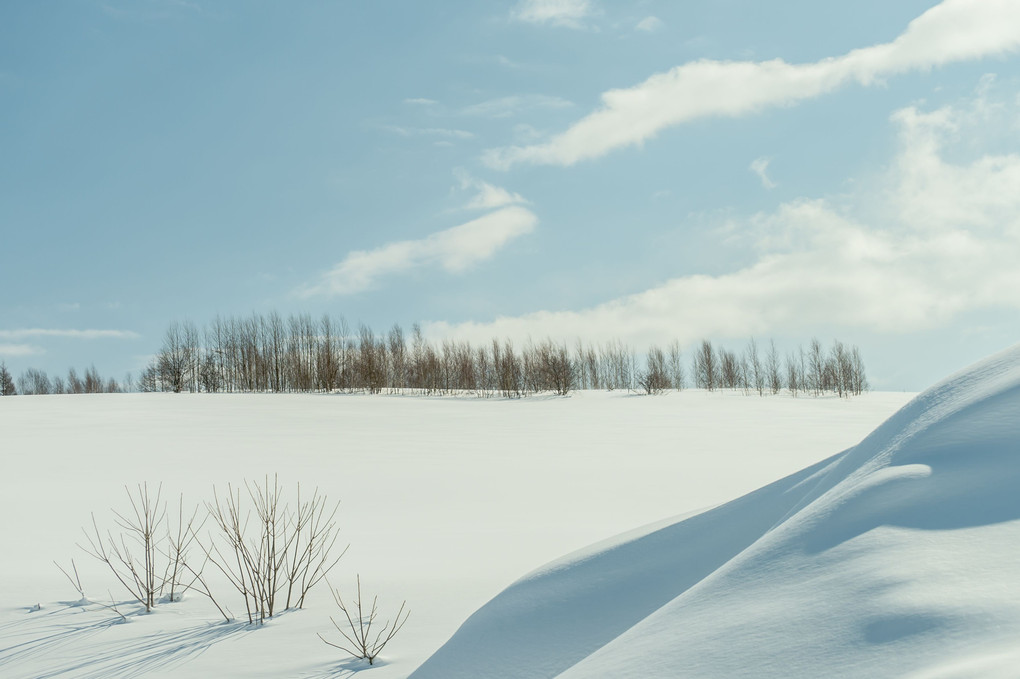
top-left (137, 315), bottom-right (867, 398)
top-left (15, 364), bottom-right (123, 396)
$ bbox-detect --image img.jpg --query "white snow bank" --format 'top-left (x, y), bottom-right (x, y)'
top-left (411, 345), bottom-right (1020, 678)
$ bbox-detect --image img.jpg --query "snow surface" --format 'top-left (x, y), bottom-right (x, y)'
top-left (0, 386), bottom-right (914, 678)
top-left (412, 345), bottom-right (1020, 679)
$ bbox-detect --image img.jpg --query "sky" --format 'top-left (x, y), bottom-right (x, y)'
top-left (2, 0), bottom-right (1020, 390)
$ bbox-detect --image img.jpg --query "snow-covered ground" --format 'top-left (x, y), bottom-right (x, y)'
top-left (414, 346), bottom-right (1020, 679)
top-left (1, 383), bottom-right (920, 677)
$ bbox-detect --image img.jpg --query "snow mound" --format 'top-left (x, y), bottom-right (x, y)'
top-left (410, 345), bottom-right (1020, 679)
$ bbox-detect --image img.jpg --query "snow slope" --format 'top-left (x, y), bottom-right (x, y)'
top-left (411, 345), bottom-right (1020, 679)
top-left (0, 388), bottom-right (910, 678)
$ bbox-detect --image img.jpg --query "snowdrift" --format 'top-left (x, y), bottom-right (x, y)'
top-left (411, 345), bottom-right (1020, 679)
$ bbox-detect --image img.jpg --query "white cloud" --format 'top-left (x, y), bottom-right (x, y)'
top-left (456, 172), bottom-right (529, 210)
top-left (513, 123), bottom-right (544, 142)
top-left (380, 125), bottom-right (475, 140)
top-left (0, 329), bottom-right (140, 340)
top-left (512, 0), bottom-right (592, 28)
top-left (750, 157), bottom-right (777, 189)
top-left (298, 205), bottom-right (537, 297)
top-left (486, 0), bottom-right (1020, 168)
top-left (462, 94), bottom-right (573, 119)
top-left (0, 343), bottom-right (43, 357)
top-left (404, 98), bottom-right (438, 106)
top-left (635, 16), bottom-right (664, 33)
top-left (429, 84), bottom-right (1020, 348)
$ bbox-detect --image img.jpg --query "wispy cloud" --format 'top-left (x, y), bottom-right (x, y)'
top-left (485, 0), bottom-right (1020, 168)
top-left (512, 0), bottom-right (592, 28)
top-left (379, 125), bottom-right (475, 140)
top-left (635, 16), bottom-right (664, 33)
top-left (462, 94), bottom-right (573, 119)
top-left (0, 343), bottom-right (43, 357)
top-left (431, 83), bottom-right (1020, 347)
top-left (404, 98), bottom-right (438, 106)
top-left (298, 201), bottom-right (537, 298)
top-left (750, 157), bottom-right (777, 189)
top-left (495, 55), bottom-right (524, 70)
top-left (457, 172), bottom-right (530, 210)
top-left (0, 329), bottom-right (140, 340)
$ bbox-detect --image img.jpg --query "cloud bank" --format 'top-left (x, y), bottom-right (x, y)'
top-left (430, 84), bottom-right (1020, 348)
top-left (485, 0), bottom-right (1020, 168)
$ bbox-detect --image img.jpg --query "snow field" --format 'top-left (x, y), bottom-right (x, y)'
top-left (0, 388), bottom-right (912, 677)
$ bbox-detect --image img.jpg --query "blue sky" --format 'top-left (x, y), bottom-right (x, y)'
top-left (2, 0), bottom-right (1020, 390)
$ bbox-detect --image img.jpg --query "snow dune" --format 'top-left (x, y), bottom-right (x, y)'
top-left (411, 345), bottom-right (1020, 678)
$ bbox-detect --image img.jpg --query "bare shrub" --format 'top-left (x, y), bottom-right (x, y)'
top-left (80, 483), bottom-right (166, 612)
top-left (204, 476), bottom-right (345, 624)
top-left (318, 574), bottom-right (409, 666)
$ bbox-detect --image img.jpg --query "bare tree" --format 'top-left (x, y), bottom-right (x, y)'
top-left (850, 344), bottom-right (869, 395)
top-left (316, 314), bottom-right (340, 393)
top-left (638, 346), bottom-right (671, 394)
top-left (600, 340), bottom-right (633, 391)
top-left (786, 352), bottom-right (801, 397)
top-left (693, 340), bottom-right (717, 391)
top-left (766, 340), bottom-right (782, 395)
top-left (493, 338), bottom-right (523, 398)
top-left (387, 324), bottom-right (407, 394)
top-left (137, 364), bottom-right (160, 392)
top-left (667, 340), bottom-right (685, 391)
top-left (18, 368), bottom-right (51, 395)
top-left (745, 338), bottom-right (765, 396)
top-left (808, 338), bottom-right (825, 397)
top-left (0, 362), bottom-right (15, 396)
top-left (67, 367), bottom-right (83, 394)
top-left (535, 339), bottom-right (574, 395)
top-left (157, 321), bottom-right (197, 393)
top-left (84, 365), bottom-right (104, 393)
top-left (719, 349), bottom-right (741, 390)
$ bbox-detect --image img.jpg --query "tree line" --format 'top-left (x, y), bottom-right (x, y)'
top-left (0, 362), bottom-right (125, 396)
top-left (130, 313), bottom-right (867, 398)
top-left (0, 314), bottom-right (868, 398)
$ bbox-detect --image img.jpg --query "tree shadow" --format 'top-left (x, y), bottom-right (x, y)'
top-left (0, 602), bottom-right (254, 679)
